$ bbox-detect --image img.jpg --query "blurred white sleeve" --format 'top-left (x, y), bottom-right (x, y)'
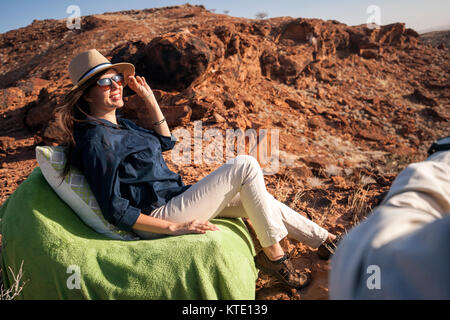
top-left (330, 151), bottom-right (450, 299)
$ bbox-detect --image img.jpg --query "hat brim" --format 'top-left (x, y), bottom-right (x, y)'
top-left (70, 62), bottom-right (135, 92)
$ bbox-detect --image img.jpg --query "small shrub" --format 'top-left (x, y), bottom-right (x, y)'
top-left (255, 12), bottom-right (268, 19)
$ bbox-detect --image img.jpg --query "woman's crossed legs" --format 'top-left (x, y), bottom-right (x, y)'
top-left (135, 154), bottom-right (334, 288)
top-left (138, 155), bottom-right (329, 250)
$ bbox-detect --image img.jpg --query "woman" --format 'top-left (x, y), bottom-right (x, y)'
top-left (56, 49), bottom-right (338, 290)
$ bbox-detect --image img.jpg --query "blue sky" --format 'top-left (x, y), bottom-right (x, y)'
top-left (1, 0), bottom-right (449, 34)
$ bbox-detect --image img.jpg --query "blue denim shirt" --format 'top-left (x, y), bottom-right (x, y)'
top-left (71, 115), bottom-right (191, 231)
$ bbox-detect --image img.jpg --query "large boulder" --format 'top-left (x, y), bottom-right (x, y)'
top-left (348, 23), bottom-right (419, 57)
top-left (133, 30), bottom-right (211, 91)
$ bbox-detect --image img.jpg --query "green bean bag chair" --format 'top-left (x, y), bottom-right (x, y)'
top-left (0, 167), bottom-right (258, 299)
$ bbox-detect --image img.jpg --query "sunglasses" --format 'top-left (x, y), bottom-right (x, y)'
top-left (96, 74), bottom-right (124, 90)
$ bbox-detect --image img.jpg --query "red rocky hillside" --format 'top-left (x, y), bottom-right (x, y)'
top-left (0, 4), bottom-right (449, 300)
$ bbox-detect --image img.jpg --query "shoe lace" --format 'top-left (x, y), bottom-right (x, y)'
top-left (277, 254), bottom-right (301, 282)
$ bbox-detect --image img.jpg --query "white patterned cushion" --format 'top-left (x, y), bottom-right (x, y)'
top-left (35, 146), bottom-right (139, 240)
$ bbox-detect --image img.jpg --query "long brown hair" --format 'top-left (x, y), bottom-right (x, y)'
top-left (55, 70), bottom-right (111, 181)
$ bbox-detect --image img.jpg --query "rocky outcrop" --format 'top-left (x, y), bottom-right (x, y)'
top-left (132, 30), bottom-right (212, 91)
top-left (348, 23), bottom-right (419, 59)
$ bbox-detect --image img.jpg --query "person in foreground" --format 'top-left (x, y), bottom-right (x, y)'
top-left (56, 49), bottom-right (338, 290)
top-left (330, 140), bottom-right (450, 299)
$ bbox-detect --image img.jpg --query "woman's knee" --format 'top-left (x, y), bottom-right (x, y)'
top-left (230, 154), bottom-right (260, 169)
top-left (225, 155), bottom-right (262, 184)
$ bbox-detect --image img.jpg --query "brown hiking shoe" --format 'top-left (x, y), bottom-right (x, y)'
top-left (317, 235), bottom-right (342, 260)
top-left (254, 251), bottom-right (311, 289)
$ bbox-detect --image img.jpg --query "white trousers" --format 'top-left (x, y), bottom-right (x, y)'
top-left (136, 154), bottom-right (329, 248)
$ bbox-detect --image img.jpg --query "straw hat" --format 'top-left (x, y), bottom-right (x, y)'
top-left (68, 49), bottom-right (135, 91)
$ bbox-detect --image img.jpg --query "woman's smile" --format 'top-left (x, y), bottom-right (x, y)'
top-left (110, 92), bottom-right (122, 101)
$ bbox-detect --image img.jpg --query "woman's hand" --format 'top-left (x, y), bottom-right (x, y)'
top-left (127, 75), bottom-right (154, 99)
top-left (168, 219), bottom-right (220, 236)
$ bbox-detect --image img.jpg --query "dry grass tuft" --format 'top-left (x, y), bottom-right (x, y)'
top-left (348, 186), bottom-right (371, 225)
top-left (290, 190), bottom-right (305, 209)
top-left (273, 175), bottom-right (291, 203)
top-left (307, 176), bottom-right (323, 188)
top-left (0, 260), bottom-right (27, 300)
top-left (325, 164), bottom-right (342, 177)
top-left (359, 175), bottom-right (376, 185)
